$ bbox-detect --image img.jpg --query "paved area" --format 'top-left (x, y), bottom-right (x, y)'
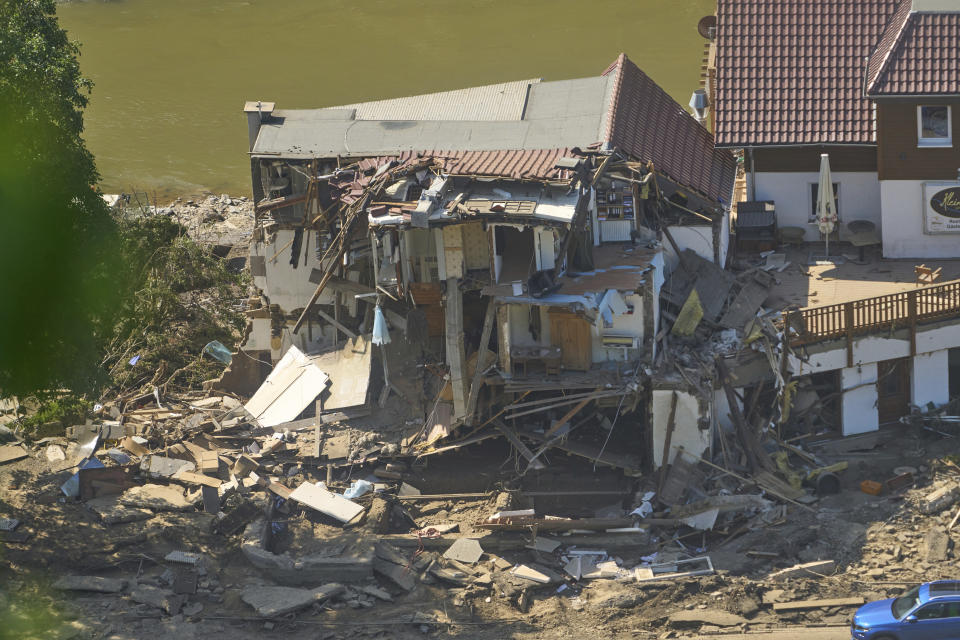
top-left (761, 245), bottom-right (960, 311)
top-left (704, 627), bottom-right (849, 640)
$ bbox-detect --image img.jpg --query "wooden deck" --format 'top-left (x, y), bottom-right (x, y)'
top-left (766, 246), bottom-right (960, 311)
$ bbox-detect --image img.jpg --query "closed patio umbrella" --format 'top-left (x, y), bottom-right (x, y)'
top-left (816, 153), bottom-right (837, 257)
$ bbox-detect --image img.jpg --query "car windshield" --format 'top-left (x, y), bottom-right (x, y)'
top-left (892, 586), bottom-right (923, 619)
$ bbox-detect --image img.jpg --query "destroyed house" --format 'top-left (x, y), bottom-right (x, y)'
top-left (237, 54), bottom-right (736, 474)
top-left (687, 0), bottom-right (960, 441)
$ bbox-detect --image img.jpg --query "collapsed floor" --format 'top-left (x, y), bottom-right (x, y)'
top-left (3, 391), bottom-right (960, 639)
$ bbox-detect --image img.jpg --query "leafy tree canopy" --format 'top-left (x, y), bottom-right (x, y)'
top-left (0, 0), bottom-right (120, 395)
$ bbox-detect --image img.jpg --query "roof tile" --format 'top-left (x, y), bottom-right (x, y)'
top-left (715, 0), bottom-right (903, 146)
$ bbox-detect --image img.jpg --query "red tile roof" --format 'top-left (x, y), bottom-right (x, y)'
top-left (603, 54), bottom-right (736, 203)
top-left (715, 0), bottom-right (903, 146)
top-left (866, 8), bottom-right (960, 96)
top-left (356, 148), bottom-right (576, 181)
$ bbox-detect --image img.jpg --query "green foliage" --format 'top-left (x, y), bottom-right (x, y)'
top-left (0, 0), bottom-right (120, 396)
top-left (18, 393), bottom-right (90, 435)
top-left (104, 214), bottom-right (245, 394)
top-left (0, 1), bottom-right (245, 402)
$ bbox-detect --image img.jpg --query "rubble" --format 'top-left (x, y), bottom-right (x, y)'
top-left (53, 576), bottom-right (128, 593)
top-left (240, 583), bottom-right (343, 617)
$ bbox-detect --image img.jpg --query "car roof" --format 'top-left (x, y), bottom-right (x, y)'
top-left (924, 581), bottom-right (960, 601)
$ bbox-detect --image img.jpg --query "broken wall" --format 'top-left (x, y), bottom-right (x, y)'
top-left (651, 388), bottom-right (711, 468)
top-left (663, 224), bottom-right (725, 274)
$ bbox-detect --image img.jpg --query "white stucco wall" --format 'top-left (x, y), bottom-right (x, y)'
top-left (250, 229), bottom-right (337, 311)
top-left (912, 350), bottom-right (950, 409)
top-left (840, 364), bottom-right (879, 436)
top-left (783, 321), bottom-right (960, 434)
top-left (750, 171), bottom-right (881, 241)
top-left (880, 180), bottom-right (960, 258)
top-left (594, 293), bottom-right (645, 363)
top-left (652, 389), bottom-right (711, 468)
top-left (663, 225), bottom-right (716, 273)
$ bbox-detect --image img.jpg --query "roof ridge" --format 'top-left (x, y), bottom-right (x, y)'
top-left (601, 53), bottom-right (628, 144)
top-left (866, 0), bottom-right (915, 94)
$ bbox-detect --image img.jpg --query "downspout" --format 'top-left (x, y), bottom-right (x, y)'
top-left (748, 147), bottom-right (757, 201)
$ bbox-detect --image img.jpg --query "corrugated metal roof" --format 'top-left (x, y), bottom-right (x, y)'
top-left (250, 55), bottom-right (734, 204)
top-left (253, 76), bottom-right (613, 159)
top-left (334, 79), bottom-right (540, 121)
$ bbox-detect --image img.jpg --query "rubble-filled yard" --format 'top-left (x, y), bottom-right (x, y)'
top-left (2, 387), bottom-right (960, 640)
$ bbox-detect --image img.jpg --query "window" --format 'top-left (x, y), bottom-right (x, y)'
top-left (809, 182), bottom-right (840, 222)
top-left (918, 105), bottom-right (952, 147)
top-left (914, 603), bottom-right (946, 620)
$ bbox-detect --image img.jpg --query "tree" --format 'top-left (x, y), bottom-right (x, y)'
top-left (0, 0), bottom-right (120, 395)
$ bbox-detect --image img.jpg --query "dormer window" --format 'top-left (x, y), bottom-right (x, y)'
top-left (918, 105), bottom-right (952, 147)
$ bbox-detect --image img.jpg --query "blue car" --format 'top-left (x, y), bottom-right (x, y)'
top-left (852, 581), bottom-right (960, 639)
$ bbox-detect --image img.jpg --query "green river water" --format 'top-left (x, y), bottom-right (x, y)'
top-left (57, 0), bottom-right (714, 197)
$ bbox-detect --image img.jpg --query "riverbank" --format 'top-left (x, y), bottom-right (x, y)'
top-left (110, 192), bottom-right (254, 248)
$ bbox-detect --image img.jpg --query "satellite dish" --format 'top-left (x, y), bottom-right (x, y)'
top-left (697, 15), bottom-right (717, 40)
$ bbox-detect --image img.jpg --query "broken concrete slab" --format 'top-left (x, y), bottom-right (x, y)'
top-left (140, 455), bottom-right (195, 479)
top-left (668, 610), bottom-right (748, 627)
top-left (53, 576), bottom-right (128, 593)
top-left (0, 518), bottom-right (19, 531)
top-left (119, 484), bottom-right (193, 512)
top-left (0, 444), bottom-right (27, 465)
top-left (241, 584), bottom-right (344, 617)
top-left (165, 550), bottom-right (204, 566)
top-left (45, 445), bottom-right (66, 463)
top-left (510, 564), bottom-right (551, 584)
top-left (443, 538), bottom-right (483, 564)
top-left (130, 585), bottom-right (184, 615)
top-left (526, 537), bottom-right (562, 553)
top-left (921, 483), bottom-right (960, 515)
top-left (360, 585), bottom-right (392, 601)
top-left (923, 526), bottom-right (951, 562)
top-left (172, 470), bottom-right (222, 488)
top-left (240, 522), bottom-right (373, 586)
top-left (289, 482), bottom-right (364, 523)
top-left (768, 560), bottom-right (835, 581)
top-left (86, 496), bottom-right (153, 524)
top-left (373, 558), bottom-right (415, 591)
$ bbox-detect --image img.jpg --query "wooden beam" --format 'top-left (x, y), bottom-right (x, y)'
top-left (315, 307), bottom-right (356, 339)
top-left (465, 301), bottom-right (498, 423)
top-left (656, 391), bottom-right (679, 495)
top-left (493, 419), bottom-right (545, 471)
top-left (543, 391), bottom-right (601, 438)
top-left (445, 277), bottom-right (469, 419)
top-left (674, 447), bottom-right (815, 512)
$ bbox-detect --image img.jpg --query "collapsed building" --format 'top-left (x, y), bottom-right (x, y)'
top-left (231, 54), bottom-right (738, 476)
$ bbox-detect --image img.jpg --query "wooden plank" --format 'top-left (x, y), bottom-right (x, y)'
top-left (657, 391), bottom-right (679, 495)
top-left (772, 597), bottom-right (864, 612)
top-left (493, 420), bottom-right (546, 471)
top-left (315, 307), bottom-right (357, 339)
top-left (544, 391), bottom-right (601, 438)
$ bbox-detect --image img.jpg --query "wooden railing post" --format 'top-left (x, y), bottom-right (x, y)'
top-left (845, 302), bottom-right (855, 367)
top-left (908, 289), bottom-right (918, 357)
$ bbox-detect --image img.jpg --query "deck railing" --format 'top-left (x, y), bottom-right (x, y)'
top-left (786, 279), bottom-right (960, 363)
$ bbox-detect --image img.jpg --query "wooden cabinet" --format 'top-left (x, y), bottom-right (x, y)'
top-left (549, 310), bottom-right (592, 371)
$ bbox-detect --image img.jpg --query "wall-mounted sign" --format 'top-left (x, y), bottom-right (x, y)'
top-left (923, 182), bottom-right (960, 234)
